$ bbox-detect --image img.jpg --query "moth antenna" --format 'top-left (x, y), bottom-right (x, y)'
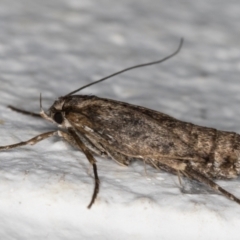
top-left (66, 38), bottom-right (184, 96)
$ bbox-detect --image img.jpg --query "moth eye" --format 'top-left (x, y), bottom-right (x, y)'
top-left (53, 112), bottom-right (63, 124)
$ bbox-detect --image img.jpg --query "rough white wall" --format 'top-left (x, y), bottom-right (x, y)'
top-left (1, 0), bottom-right (240, 239)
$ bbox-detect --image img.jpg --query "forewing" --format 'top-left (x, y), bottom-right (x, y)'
top-left (64, 96), bottom-right (198, 160)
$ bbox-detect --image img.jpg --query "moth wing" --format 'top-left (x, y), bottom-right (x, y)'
top-left (64, 97), bottom-right (200, 162)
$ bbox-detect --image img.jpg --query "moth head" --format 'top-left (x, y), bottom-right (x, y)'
top-left (40, 97), bottom-right (67, 127)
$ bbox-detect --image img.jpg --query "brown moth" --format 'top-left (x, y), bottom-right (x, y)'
top-left (1, 39), bottom-right (240, 208)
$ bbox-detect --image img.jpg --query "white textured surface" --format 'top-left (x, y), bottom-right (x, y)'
top-left (1, 0), bottom-right (240, 239)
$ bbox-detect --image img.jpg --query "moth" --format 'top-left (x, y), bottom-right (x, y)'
top-left (1, 39), bottom-right (240, 208)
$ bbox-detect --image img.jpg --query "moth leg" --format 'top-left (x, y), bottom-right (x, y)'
top-left (184, 166), bottom-right (240, 205)
top-left (104, 146), bottom-right (131, 166)
top-left (148, 158), bottom-right (161, 170)
top-left (0, 131), bottom-right (58, 151)
top-left (8, 105), bottom-right (41, 118)
top-left (68, 128), bottom-right (99, 209)
top-left (57, 130), bottom-right (105, 156)
top-left (58, 130), bottom-right (104, 175)
top-left (143, 160), bottom-right (149, 177)
top-left (77, 127), bottom-right (131, 166)
top-left (142, 158), bottom-right (162, 177)
top-left (177, 171), bottom-right (183, 187)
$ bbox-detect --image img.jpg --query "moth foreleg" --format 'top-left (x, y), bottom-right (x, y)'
top-left (184, 166), bottom-right (240, 205)
top-left (67, 128), bottom-right (100, 209)
top-left (0, 131), bottom-right (58, 151)
top-left (8, 105), bottom-right (41, 118)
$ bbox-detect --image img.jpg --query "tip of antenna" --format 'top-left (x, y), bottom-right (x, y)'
top-left (65, 37), bottom-right (185, 96)
top-left (177, 38), bottom-right (184, 53)
top-left (180, 37), bottom-right (184, 45)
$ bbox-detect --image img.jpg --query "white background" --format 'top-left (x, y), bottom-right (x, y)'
top-left (1, 0), bottom-right (240, 239)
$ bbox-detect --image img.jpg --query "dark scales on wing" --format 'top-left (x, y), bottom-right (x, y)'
top-left (62, 95), bottom-right (240, 180)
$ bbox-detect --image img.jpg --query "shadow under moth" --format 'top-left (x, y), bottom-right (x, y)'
top-left (1, 39), bottom-right (240, 208)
